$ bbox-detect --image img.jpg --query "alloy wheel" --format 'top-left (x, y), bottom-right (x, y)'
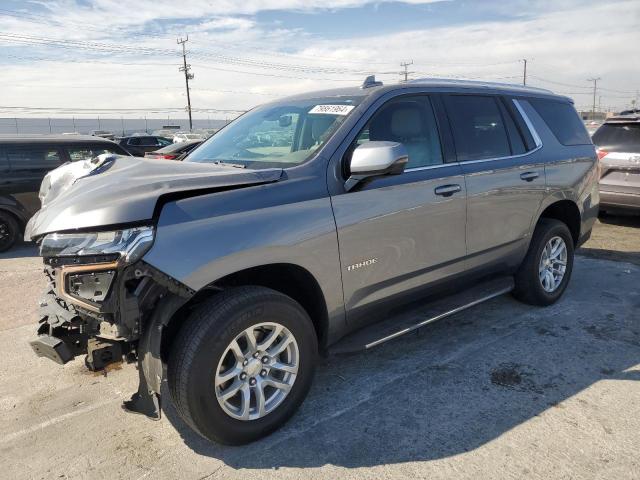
top-left (538, 236), bottom-right (568, 293)
top-left (214, 322), bottom-right (299, 421)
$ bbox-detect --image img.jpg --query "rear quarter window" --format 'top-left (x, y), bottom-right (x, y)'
top-left (528, 98), bottom-right (591, 146)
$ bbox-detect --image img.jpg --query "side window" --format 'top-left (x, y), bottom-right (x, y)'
top-left (354, 95), bottom-right (443, 169)
top-left (6, 148), bottom-right (61, 170)
top-left (67, 147), bottom-right (118, 161)
top-left (445, 95), bottom-right (511, 161)
top-left (157, 138), bottom-right (172, 147)
top-left (0, 149), bottom-right (8, 175)
top-left (497, 100), bottom-right (526, 155)
top-left (139, 137), bottom-right (157, 146)
top-left (528, 98), bottom-right (591, 146)
top-left (127, 138), bottom-right (140, 146)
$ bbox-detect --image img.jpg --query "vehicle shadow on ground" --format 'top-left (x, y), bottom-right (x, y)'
top-left (162, 260), bottom-right (640, 471)
top-left (578, 247), bottom-right (640, 266)
top-left (598, 212), bottom-right (640, 228)
top-left (0, 242), bottom-right (38, 260)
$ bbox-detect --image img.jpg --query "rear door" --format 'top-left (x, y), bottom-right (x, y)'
top-left (443, 94), bottom-right (546, 270)
top-left (593, 122), bottom-right (640, 196)
top-left (330, 93), bottom-right (467, 325)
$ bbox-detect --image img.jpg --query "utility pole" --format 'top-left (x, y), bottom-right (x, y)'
top-left (521, 59), bottom-right (527, 86)
top-left (177, 36), bottom-right (194, 131)
top-left (400, 60), bottom-right (414, 82)
top-left (587, 77), bottom-right (601, 120)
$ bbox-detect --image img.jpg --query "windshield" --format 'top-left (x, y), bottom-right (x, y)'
top-left (186, 95), bottom-right (365, 168)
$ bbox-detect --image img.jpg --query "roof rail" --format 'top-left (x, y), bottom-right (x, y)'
top-left (408, 77), bottom-right (554, 94)
top-left (361, 75), bottom-right (383, 89)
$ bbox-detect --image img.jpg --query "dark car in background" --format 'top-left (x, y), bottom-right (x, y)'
top-left (118, 135), bottom-right (172, 157)
top-left (0, 135), bottom-right (130, 251)
top-left (144, 139), bottom-right (202, 160)
top-left (592, 114), bottom-right (640, 212)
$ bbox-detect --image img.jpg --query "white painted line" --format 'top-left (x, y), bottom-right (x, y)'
top-left (0, 398), bottom-right (118, 444)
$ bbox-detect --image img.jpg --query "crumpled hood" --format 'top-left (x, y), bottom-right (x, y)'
top-left (25, 155), bottom-right (283, 240)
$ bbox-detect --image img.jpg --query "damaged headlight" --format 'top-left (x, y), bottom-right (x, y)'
top-left (40, 226), bottom-right (154, 263)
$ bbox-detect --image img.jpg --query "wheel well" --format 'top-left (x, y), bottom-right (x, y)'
top-left (538, 200), bottom-right (581, 245)
top-left (160, 264), bottom-right (329, 361)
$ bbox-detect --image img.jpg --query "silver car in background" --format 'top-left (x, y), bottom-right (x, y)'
top-left (593, 114), bottom-right (640, 212)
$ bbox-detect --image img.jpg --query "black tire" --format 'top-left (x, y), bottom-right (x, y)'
top-left (0, 211), bottom-right (20, 253)
top-left (513, 218), bottom-right (574, 306)
top-left (168, 286), bottom-right (318, 445)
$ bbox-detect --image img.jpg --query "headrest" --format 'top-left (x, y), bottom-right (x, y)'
top-left (391, 108), bottom-right (422, 138)
top-left (311, 116), bottom-right (336, 142)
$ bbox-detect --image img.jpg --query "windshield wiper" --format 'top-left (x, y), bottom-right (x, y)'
top-left (212, 160), bottom-right (246, 169)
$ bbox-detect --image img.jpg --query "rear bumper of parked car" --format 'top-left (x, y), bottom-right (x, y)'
top-left (599, 189), bottom-right (640, 211)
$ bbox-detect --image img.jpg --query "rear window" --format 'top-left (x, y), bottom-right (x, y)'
top-left (445, 95), bottom-right (511, 161)
top-left (528, 99), bottom-right (591, 146)
top-left (592, 123), bottom-right (640, 152)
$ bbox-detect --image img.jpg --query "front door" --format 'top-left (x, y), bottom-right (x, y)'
top-left (330, 94), bottom-right (467, 325)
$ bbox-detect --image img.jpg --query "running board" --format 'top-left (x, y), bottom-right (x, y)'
top-left (329, 276), bottom-right (514, 354)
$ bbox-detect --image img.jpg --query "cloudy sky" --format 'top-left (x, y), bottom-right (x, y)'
top-left (1, 0), bottom-right (639, 119)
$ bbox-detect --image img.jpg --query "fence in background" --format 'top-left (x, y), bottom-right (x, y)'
top-left (0, 117), bottom-right (232, 135)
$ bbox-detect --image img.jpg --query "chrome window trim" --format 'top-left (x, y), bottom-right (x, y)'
top-left (405, 163), bottom-right (451, 172)
top-left (454, 145), bottom-right (543, 165)
top-left (405, 143), bottom-right (543, 170)
top-left (513, 99), bottom-right (543, 148)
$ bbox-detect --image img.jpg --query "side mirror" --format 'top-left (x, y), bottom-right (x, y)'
top-left (345, 141), bottom-right (408, 191)
top-left (278, 115), bottom-right (292, 127)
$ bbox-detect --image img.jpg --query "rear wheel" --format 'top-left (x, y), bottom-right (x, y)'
top-left (0, 212), bottom-right (19, 253)
top-left (513, 218), bottom-right (574, 306)
top-left (168, 286), bottom-right (317, 445)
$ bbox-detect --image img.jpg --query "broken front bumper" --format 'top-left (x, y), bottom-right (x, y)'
top-left (30, 257), bottom-right (194, 419)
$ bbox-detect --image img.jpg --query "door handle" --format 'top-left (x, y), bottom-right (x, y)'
top-left (434, 184), bottom-right (462, 197)
top-left (520, 171), bottom-right (539, 182)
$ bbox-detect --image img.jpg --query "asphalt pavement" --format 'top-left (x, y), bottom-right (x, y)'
top-left (0, 216), bottom-right (638, 479)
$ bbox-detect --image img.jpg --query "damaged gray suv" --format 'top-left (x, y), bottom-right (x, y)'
top-left (26, 78), bottom-right (599, 445)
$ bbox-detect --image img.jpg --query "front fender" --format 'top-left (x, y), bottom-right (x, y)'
top-left (142, 179), bottom-right (346, 342)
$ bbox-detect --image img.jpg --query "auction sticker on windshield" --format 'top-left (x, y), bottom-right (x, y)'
top-left (309, 105), bottom-right (355, 115)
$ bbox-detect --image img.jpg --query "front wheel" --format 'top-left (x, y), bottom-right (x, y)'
top-left (168, 286), bottom-right (317, 445)
top-left (0, 211), bottom-right (19, 253)
top-left (513, 218), bottom-right (575, 306)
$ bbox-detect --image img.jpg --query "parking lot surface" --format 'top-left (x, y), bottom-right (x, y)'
top-left (0, 217), bottom-right (638, 479)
